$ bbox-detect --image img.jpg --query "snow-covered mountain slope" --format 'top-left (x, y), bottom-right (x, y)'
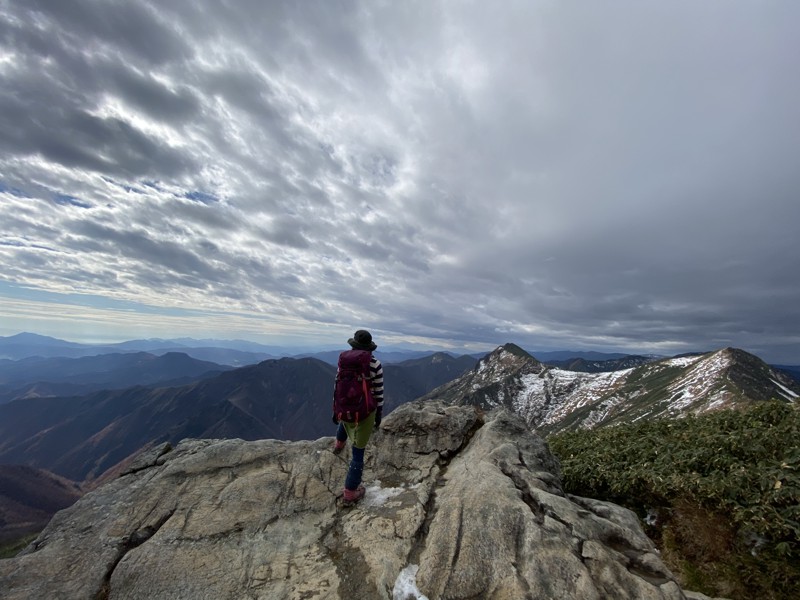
top-left (422, 344), bottom-right (800, 435)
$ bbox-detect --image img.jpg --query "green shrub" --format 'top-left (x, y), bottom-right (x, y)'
top-left (0, 533), bottom-right (38, 560)
top-left (547, 400), bottom-right (800, 600)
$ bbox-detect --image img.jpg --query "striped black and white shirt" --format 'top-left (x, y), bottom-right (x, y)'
top-left (369, 356), bottom-right (384, 408)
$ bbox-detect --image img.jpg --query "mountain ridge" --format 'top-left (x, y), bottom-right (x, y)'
top-left (544, 354), bottom-right (656, 373)
top-left (0, 351), bottom-right (232, 404)
top-left (422, 345), bottom-right (800, 435)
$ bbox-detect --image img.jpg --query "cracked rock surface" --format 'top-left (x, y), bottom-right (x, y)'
top-left (1, 401), bottom-right (705, 599)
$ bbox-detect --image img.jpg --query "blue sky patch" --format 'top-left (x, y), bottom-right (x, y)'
top-left (184, 190), bottom-right (218, 204)
top-left (0, 180), bottom-right (31, 198)
top-left (53, 193), bottom-right (92, 209)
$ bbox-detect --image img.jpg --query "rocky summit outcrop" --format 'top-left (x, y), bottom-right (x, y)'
top-left (1, 401), bottom-right (716, 600)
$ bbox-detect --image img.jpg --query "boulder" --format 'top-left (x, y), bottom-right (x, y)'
top-left (0, 401), bottom-right (708, 599)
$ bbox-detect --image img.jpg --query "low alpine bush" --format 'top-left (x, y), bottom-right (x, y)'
top-left (547, 400), bottom-right (800, 600)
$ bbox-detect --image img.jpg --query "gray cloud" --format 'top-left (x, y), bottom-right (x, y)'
top-left (25, 0), bottom-right (192, 66)
top-left (105, 68), bottom-right (201, 123)
top-left (1, 1), bottom-right (799, 362)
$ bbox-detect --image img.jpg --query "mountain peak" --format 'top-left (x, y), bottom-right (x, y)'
top-left (480, 343), bottom-right (540, 371)
top-left (419, 343), bottom-right (544, 410)
top-left (714, 346), bottom-right (764, 365)
top-left (493, 342), bottom-right (534, 359)
top-left (694, 346), bottom-right (800, 404)
top-left (429, 351), bottom-right (451, 363)
top-left (0, 402), bottom-right (701, 599)
top-left (1, 332), bottom-right (78, 346)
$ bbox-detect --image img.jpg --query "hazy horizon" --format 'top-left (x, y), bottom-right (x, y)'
top-left (4, 329), bottom-right (793, 366)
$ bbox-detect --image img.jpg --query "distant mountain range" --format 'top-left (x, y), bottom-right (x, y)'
top-left (0, 332), bottom-right (675, 367)
top-left (0, 332), bottom-right (459, 367)
top-left (421, 343), bottom-right (800, 435)
top-left (0, 332), bottom-right (281, 366)
top-left (0, 352), bottom-right (232, 404)
top-left (0, 352), bottom-right (478, 483)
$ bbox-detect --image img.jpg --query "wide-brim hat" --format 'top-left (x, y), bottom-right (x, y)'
top-left (348, 329), bottom-right (377, 351)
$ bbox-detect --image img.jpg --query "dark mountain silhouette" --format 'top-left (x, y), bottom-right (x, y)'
top-left (0, 381), bottom-right (94, 405)
top-left (0, 465), bottom-right (82, 543)
top-left (527, 349), bottom-right (632, 361)
top-left (0, 357), bottom-right (336, 481)
top-left (382, 352), bottom-right (478, 412)
top-left (0, 333), bottom-right (121, 359)
top-left (543, 354), bottom-right (656, 372)
top-left (0, 352), bottom-right (232, 404)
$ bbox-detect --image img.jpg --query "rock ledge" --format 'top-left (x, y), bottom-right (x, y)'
top-left (1, 401), bottom-right (713, 599)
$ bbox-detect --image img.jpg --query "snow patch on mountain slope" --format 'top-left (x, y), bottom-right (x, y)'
top-left (557, 369), bottom-right (632, 406)
top-left (663, 355), bottom-right (704, 368)
top-left (512, 367), bottom-right (631, 428)
top-left (771, 378), bottom-right (799, 400)
top-left (704, 390), bottom-right (729, 411)
top-left (662, 351), bottom-right (732, 415)
top-left (580, 394), bottom-right (630, 428)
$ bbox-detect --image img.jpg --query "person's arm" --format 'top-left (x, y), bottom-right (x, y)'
top-left (370, 356), bottom-right (384, 425)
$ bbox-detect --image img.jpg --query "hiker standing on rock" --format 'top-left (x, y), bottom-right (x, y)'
top-left (332, 329), bottom-right (384, 503)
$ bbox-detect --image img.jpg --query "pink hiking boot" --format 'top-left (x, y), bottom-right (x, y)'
top-left (342, 485), bottom-right (365, 504)
top-left (332, 439), bottom-right (346, 454)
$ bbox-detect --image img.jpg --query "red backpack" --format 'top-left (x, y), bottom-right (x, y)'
top-left (333, 349), bottom-right (376, 423)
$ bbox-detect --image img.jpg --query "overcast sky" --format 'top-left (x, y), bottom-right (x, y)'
top-left (1, 0), bottom-right (799, 361)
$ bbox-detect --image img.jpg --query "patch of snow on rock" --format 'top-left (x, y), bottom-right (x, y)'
top-left (393, 564), bottom-right (430, 600)
top-left (362, 481), bottom-right (411, 508)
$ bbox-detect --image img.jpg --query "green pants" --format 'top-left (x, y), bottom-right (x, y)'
top-left (341, 410), bottom-right (376, 449)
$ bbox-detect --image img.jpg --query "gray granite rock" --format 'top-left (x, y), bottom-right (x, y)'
top-left (0, 401), bottom-right (711, 599)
